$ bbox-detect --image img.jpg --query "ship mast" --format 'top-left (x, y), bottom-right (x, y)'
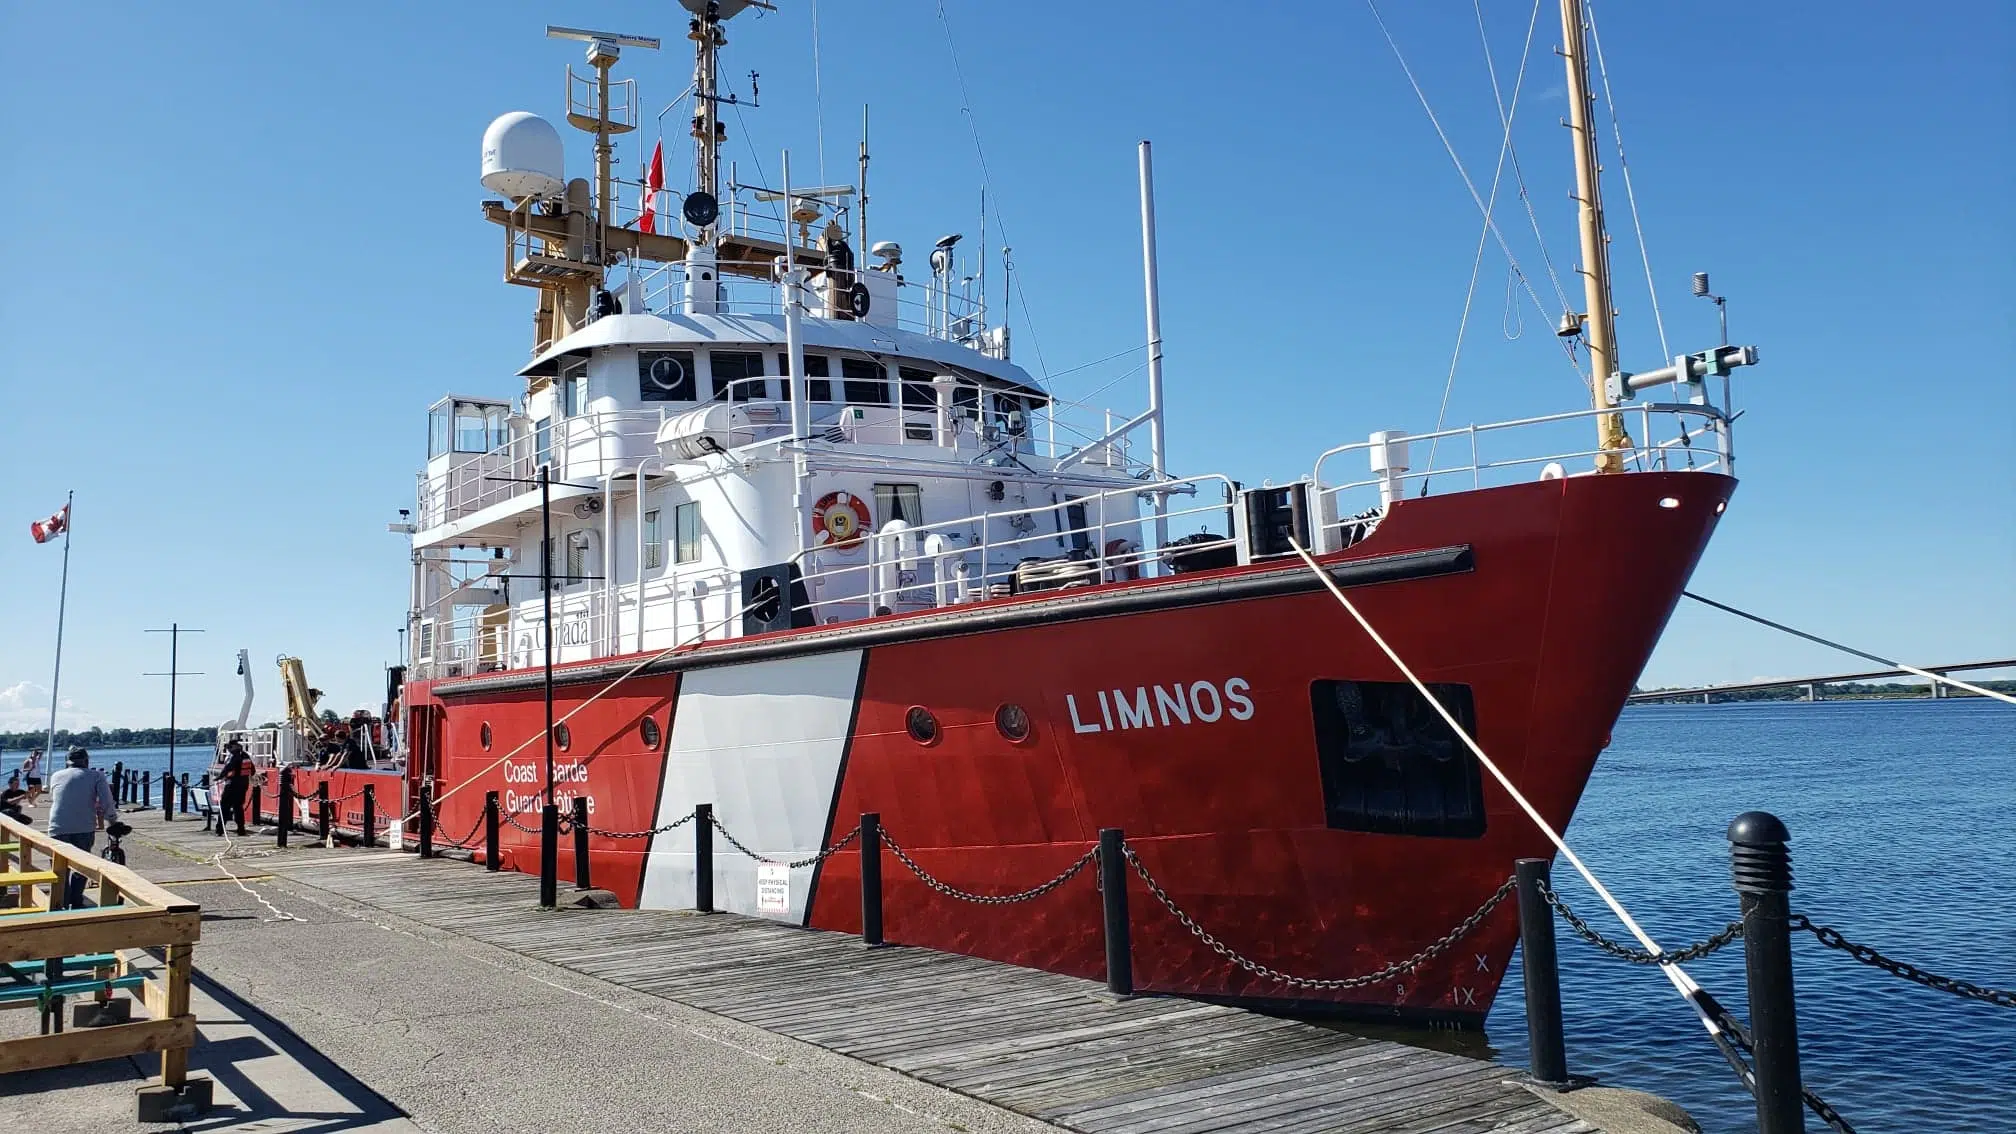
top-left (1559, 0), bottom-right (1628, 471)
top-left (689, 1), bottom-right (728, 243)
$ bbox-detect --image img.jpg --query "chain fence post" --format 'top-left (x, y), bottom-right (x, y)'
top-left (180, 772), bottom-right (192, 816)
top-left (361, 784), bottom-right (376, 848)
top-left (485, 791), bottom-right (501, 872)
top-left (572, 797), bottom-right (592, 890)
top-left (695, 803), bottom-right (714, 913)
top-left (112, 761), bottom-right (124, 804)
top-left (141, 769), bottom-right (151, 810)
top-left (1099, 828), bottom-right (1133, 997)
top-left (316, 782), bottom-right (331, 844)
top-left (539, 802), bottom-right (559, 908)
top-left (251, 779), bottom-right (263, 828)
top-left (200, 774), bottom-right (214, 832)
top-left (1515, 859), bottom-right (1569, 1086)
top-left (860, 812), bottom-right (884, 946)
top-left (1730, 810), bottom-right (1804, 1134)
top-left (276, 770), bottom-right (291, 848)
top-left (418, 783), bottom-right (436, 859)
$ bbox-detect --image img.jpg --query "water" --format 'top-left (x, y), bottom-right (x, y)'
top-left (5, 744), bottom-right (215, 785)
top-left (1486, 700), bottom-right (2015, 1133)
top-left (16, 712), bottom-right (2013, 1130)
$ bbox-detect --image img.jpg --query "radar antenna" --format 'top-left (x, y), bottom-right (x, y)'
top-left (546, 25), bottom-right (660, 259)
top-left (682, 1), bottom-right (776, 245)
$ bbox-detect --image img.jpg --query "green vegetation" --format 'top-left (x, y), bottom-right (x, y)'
top-left (1633, 679), bottom-right (2016, 704)
top-left (0, 723), bottom-right (286, 752)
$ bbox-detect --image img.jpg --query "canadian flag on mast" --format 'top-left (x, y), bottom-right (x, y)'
top-left (30, 502), bottom-right (69, 544)
top-left (638, 140), bottom-right (664, 235)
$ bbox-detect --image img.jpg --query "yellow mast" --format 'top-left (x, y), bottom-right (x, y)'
top-left (1559, 0), bottom-right (1629, 471)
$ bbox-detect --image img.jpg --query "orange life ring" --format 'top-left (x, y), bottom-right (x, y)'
top-left (811, 491), bottom-right (871, 548)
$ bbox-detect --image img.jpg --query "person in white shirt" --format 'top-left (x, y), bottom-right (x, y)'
top-left (45, 748), bottom-right (117, 909)
top-left (21, 748), bottom-right (45, 806)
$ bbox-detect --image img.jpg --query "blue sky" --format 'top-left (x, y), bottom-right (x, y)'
top-left (2, 1), bottom-right (2010, 731)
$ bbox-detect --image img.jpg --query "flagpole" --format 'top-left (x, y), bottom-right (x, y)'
top-left (44, 491), bottom-right (73, 760)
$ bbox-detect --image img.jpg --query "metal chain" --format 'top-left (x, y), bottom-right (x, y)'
top-left (435, 812), bottom-right (486, 849)
top-left (588, 810), bottom-right (699, 841)
top-left (503, 810), bottom-right (544, 835)
top-left (1539, 879), bottom-right (1744, 965)
top-left (1790, 915), bottom-right (2016, 1008)
top-left (787, 825), bottom-right (859, 869)
top-left (883, 832), bottom-right (1097, 905)
top-left (1126, 847), bottom-right (1514, 990)
top-left (708, 815), bottom-right (861, 869)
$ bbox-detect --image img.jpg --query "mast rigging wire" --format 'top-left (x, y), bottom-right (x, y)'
top-left (1285, 537), bottom-right (1751, 1053)
top-left (1423, 0), bottom-right (1547, 493)
top-left (1586, 0), bottom-right (1670, 359)
top-left (1363, 0), bottom-right (1586, 388)
top-left (1683, 593), bottom-right (2016, 706)
top-left (810, 0), bottom-right (827, 188)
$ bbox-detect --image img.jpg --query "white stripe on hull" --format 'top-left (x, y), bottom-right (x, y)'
top-left (638, 650), bottom-right (863, 921)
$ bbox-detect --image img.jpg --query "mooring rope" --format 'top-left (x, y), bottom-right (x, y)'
top-left (1683, 592), bottom-right (2016, 706)
top-left (1286, 539), bottom-right (1740, 1044)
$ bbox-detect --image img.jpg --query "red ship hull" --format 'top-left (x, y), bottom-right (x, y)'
top-left (389, 470), bottom-right (1729, 1023)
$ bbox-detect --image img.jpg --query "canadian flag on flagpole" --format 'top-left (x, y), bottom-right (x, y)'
top-left (30, 502), bottom-right (69, 544)
top-left (639, 140), bottom-right (664, 234)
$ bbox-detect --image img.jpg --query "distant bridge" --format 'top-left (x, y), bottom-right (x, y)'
top-left (1630, 658), bottom-right (2016, 703)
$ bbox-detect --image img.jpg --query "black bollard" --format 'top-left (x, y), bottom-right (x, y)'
top-left (694, 803), bottom-right (714, 913)
top-left (251, 780), bottom-right (262, 827)
top-left (1515, 858), bottom-right (1570, 1086)
top-left (142, 770), bottom-right (151, 810)
top-left (860, 812), bottom-right (884, 946)
top-left (1730, 812), bottom-right (1804, 1134)
top-left (572, 797), bottom-right (591, 890)
top-left (418, 785), bottom-right (435, 859)
top-left (316, 782), bottom-right (331, 844)
top-left (277, 770), bottom-right (292, 848)
top-left (113, 762), bottom-right (124, 804)
top-left (361, 785), bottom-right (376, 849)
top-left (484, 791), bottom-right (500, 872)
top-left (538, 803), bottom-right (558, 908)
top-left (180, 772), bottom-right (192, 815)
top-left (162, 772), bottom-right (173, 822)
top-left (1099, 828), bottom-right (1133, 997)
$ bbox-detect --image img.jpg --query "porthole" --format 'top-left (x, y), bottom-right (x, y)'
top-left (640, 716), bottom-right (661, 749)
top-left (905, 706), bottom-right (940, 746)
top-left (553, 722), bottom-right (571, 751)
top-left (994, 703), bottom-right (1032, 743)
top-left (480, 722), bottom-right (493, 751)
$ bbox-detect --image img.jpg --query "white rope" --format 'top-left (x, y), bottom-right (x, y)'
top-left (1425, 0), bottom-right (1547, 486)
top-left (208, 832), bottom-right (301, 923)
top-left (1683, 592), bottom-right (2016, 706)
top-left (1363, 0), bottom-right (1585, 386)
top-left (1286, 538), bottom-right (1737, 1042)
top-left (1585, 0), bottom-right (1670, 359)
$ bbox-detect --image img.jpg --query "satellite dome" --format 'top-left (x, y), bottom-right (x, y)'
top-left (480, 111), bottom-right (565, 201)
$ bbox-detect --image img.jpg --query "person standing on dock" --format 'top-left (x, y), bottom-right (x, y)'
top-left (20, 747), bottom-right (44, 807)
top-left (218, 738), bottom-right (253, 835)
top-left (45, 747), bottom-right (117, 908)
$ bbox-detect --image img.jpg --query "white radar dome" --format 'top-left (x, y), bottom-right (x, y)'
top-left (480, 111), bottom-right (565, 201)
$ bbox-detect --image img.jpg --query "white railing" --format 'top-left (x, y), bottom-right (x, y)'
top-left (1309, 402), bottom-right (1733, 550)
top-left (404, 475), bottom-right (1235, 680)
top-left (632, 257), bottom-right (989, 349)
top-left (415, 409), bottom-right (666, 530)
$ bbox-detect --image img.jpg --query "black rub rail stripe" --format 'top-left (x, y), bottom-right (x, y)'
top-left (431, 544), bottom-right (1473, 699)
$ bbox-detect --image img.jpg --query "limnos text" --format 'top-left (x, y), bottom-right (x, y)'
top-left (1067, 678), bottom-right (1254, 734)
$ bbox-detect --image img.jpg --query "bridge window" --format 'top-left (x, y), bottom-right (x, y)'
top-left (564, 531), bottom-right (590, 586)
top-left (873, 483), bottom-right (923, 526)
top-left (534, 418), bottom-right (552, 468)
top-left (778, 352), bottom-right (833, 402)
top-left (900, 366), bottom-right (938, 410)
top-left (710, 350), bottom-right (767, 401)
top-left (1308, 680), bottom-right (1485, 838)
top-left (643, 509), bottom-right (662, 570)
top-left (558, 360), bottom-right (589, 418)
top-left (841, 357), bottom-right (889, 405)
top-left (673, 501), bottom-right (701, 564)
top-left (639, 350), bottom-right (696, 401)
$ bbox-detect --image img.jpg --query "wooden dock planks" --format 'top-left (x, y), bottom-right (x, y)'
top-left (140, 818), bottom-right (1595, 1134)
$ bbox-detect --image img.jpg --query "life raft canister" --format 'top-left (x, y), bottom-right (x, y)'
top-left (811, 491), bottom-right (871, 548)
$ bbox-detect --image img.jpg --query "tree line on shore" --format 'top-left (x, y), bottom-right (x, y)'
top-left (0, 711), bottom-right (342, 753)
top-left (1632, 678), bottom-right (2016, 704)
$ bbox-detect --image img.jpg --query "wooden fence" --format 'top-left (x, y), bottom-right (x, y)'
top-left (0, 814), bottom-right (200, 1088)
